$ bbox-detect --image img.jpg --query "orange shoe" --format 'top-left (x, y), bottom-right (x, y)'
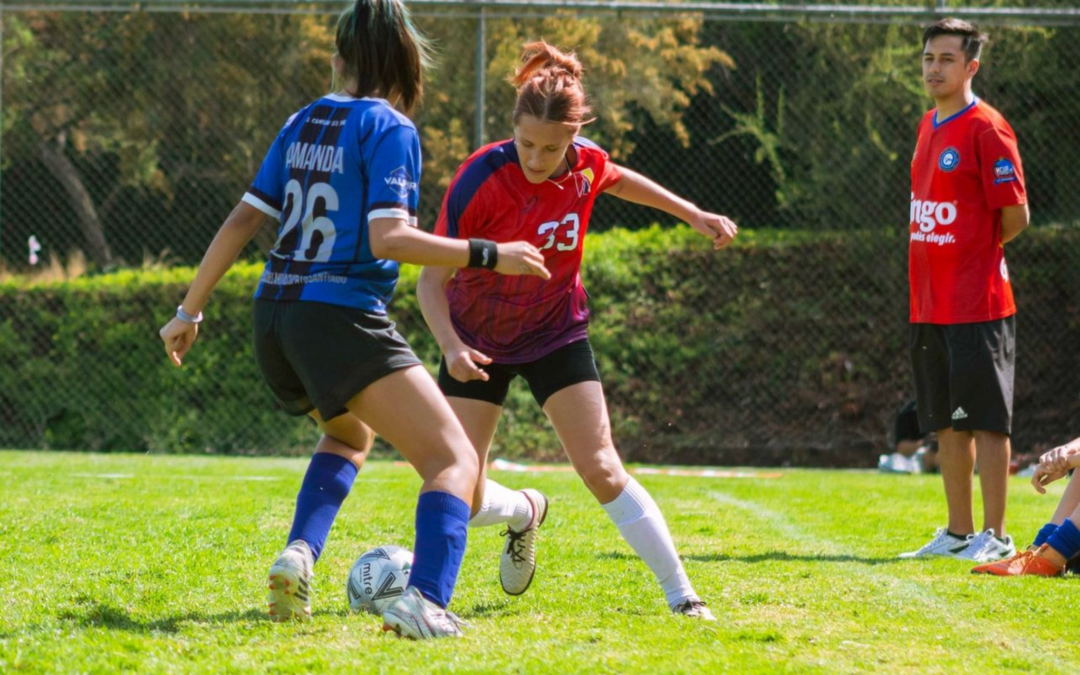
top-left (971, 549), bottom-right (1027, 575)
top-left (979, 545), bottom-right (1064, 577)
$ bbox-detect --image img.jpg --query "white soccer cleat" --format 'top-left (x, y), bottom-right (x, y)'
top-left (381, 587), bottom-right (466, 639)
top-left (956, 529), bottom-right (1016, 563)
top-left (673, 598), bottom-right (716, 621)
top-left (898, 527), bottom-right (972, 559)
top-left (499, 488), bottom-right (549, 596)
top-left (267, 540), bottom-right (314, 622)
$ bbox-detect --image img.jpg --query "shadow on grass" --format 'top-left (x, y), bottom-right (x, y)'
top-left (598, 550), bottom-right (903, 566)
top-left (49, 603), bottom-right (354, 635)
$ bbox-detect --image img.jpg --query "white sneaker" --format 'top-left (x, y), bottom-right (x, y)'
top-left (267, 540), bottom-right (314, 622)
top-left (878, 453), bottom-right (917, 474)
top-left (898, 527), bottom-right (973, 559)
top-left (382, 587), bottom-right (466, 639)
top-left (673, 598), bottom-right (716, 621)
top-left (956, 529), bottom-right (1016, 563)
top-left (499, 489), bottom-right (548, 596)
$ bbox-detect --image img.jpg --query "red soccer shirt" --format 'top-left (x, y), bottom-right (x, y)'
top-left (434, 138), bottom-right (622, 362)
top-left (909, 98), bottom-right (1026, 324)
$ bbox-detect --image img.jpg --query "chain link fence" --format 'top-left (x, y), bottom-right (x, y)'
top-left (1, 1), bottom-right (1078, 463)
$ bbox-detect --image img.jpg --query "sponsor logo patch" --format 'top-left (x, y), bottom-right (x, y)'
top-left (993, 157), bottom-right (1018, 184)
top-left (938, 147), bottom-right (960, 172)
top-left (384, 166), bottom-right (418, 198)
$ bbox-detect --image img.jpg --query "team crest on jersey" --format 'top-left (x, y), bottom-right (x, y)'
top-left (993, 157), bottom-right (1018, 184)
top-left (938, 148), bottom-right (960, 172)
top-left (384, 166), bottom-right (418, 198)
top-left (574, 168), bottom-right (595, 197)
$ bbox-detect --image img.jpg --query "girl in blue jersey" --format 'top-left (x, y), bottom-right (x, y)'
top-left (158, 0), bottom-right (548, 639)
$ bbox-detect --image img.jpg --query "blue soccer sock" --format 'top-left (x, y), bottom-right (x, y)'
top-left (1046, 519), bottom-right (1080, 561)
top-left (286, 452), bottom-right (358, 562)
top-left (408, 491), bottom-right (470, 608)
top-left (1033, 522), bottom-right (1059, 548)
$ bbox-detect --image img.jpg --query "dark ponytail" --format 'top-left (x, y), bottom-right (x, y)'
top-left (335, 0), bottom-right (433, 113)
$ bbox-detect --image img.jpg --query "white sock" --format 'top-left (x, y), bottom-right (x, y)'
top-left (468, 479), bottom-right (532, 530)
top-left (601, 477), bottom-right (697, 609)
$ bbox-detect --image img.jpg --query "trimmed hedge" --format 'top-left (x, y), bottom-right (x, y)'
top-left (2, 225), bottom-right (1078, 465)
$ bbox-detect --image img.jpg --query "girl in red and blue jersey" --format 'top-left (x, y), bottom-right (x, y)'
top-left (418, 42), bottom-right (737, 618)
top-left (158, 0), bottom-right (548, 639)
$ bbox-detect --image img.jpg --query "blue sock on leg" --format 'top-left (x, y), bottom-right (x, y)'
top-left (1046, 519), bottom-right (1080, 561)
top-left (408, 491), bottom-right (470, 608)
top-left (1033, 523), bottom-right (1058, 547)
top-left (287, 453), bottom-right (358, 562)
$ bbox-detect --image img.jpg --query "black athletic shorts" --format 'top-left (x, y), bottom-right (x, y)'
top-left (437, 339), bottom-right (601, 408)
top-left (893, 399), bottom-right (923, 443)
top-left (910, 315), bottom-right (1015, 435)
top-left (253, 299), bottom-right (422, 420)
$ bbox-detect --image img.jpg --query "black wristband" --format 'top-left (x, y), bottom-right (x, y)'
top-left (467, 238), bottom-right (498, 270)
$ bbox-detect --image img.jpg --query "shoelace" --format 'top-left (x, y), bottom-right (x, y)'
top-left (501, 528), bottom-right (529, 564)
top-left (965, 533), bottom-right (996, 556)
top-left (915, 528), bottom-right (953, 553)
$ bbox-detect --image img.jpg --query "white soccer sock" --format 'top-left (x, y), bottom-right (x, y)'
top-left (601, 476), bottom-right (697, 609)
top-left (468, 479), bottom-right (533, 531)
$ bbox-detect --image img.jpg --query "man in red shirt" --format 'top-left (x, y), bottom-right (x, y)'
top-left (899, 18), bottom-right (1029, 564)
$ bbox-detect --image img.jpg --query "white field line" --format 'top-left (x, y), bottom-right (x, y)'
top-left (708, 490), bottom-right (1066, 669)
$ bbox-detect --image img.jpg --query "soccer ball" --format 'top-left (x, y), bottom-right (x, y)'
top-left (346, 545), bottom-right (413, 615)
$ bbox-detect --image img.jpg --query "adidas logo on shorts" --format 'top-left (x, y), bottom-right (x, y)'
top-left (952, 407), bottom-right (969, 421)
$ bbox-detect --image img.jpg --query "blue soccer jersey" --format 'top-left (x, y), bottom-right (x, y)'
top-left (242, 94), bottom-right (421, 313)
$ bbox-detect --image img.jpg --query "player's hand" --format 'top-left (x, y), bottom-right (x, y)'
top-left (688, 210), bottom-right (738, 250)
top-left (159, 317), bottom-right (198, 367)
top-left (1039, 445), bottom-right (1078, 475)
top-left (446, 342), bottom-right (493, 383)
top-left (1031, 460), bottom-right (1069, 494)
top-left (495, 241), bottom-right (551, 279)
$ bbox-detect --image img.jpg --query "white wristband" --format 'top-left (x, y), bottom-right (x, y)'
top-left (176, 305), bottom-right (204, 324)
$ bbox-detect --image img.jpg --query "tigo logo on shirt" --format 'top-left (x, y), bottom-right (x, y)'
top-left (910, 194), bottom-right (958, 233)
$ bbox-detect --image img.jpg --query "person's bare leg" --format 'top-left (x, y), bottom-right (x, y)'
top-left (937, 427), bottom-right (976, 535)
top-left (544, 382), bottom-right (705, 614)
top-left (974, 430), bottom-right (1010, 536)
top-left (344, 366), bottom-right (478, 504)
top-left (1050, 473), bottom-right (1080, 525)
top-left (542, 382), bottom-right (628, 503)
top-left (310, 410), bottom-right (375, 469)
top-left (345, 366), bottom-right (479, 617)
top-left (443, 397), bottom-right (503, 514)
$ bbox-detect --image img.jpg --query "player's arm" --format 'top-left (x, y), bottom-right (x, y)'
top-left (1000, 203), bottom-right (1029, 244)
top-left (605, 166), bottom-right (738, 250)
top-left (417, 265), bottom-right (492, 383)
top-left (368, 218), bottom-right (549, 279)
top-left (159, 201), bottom-right (267, 367)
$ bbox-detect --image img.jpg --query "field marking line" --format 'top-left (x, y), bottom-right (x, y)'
top-left (708, 489), bottom-right (1067, 670)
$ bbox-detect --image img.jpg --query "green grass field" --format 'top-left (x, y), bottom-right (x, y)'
top-left (2, 451), bottom-right (1078, 674)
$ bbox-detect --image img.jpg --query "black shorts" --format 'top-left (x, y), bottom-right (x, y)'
top-left (437, 339), bottom-right (601, 408)
top-left (910, 316), bottom-right (1015, 435)
top-left (253, 300), bottom-right (422, 420)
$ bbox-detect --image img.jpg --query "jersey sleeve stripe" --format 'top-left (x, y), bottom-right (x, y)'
top-left (242, 191), bottom-right (281, 219)
top-left (368, 207), bottom-right (410, 222)
top-left (445, 142), bottom-right (514, 239)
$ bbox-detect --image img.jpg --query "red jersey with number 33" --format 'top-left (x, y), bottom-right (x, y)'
top-left (434, 138), bottom-right (621, 363)
top-left (909, 98), bottom-right (1026, 324)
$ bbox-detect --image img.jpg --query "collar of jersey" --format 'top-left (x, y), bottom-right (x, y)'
top-left (323, 93), bottom-right (390, 105)
top-left (933, 97), bottom-right (979, 130)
